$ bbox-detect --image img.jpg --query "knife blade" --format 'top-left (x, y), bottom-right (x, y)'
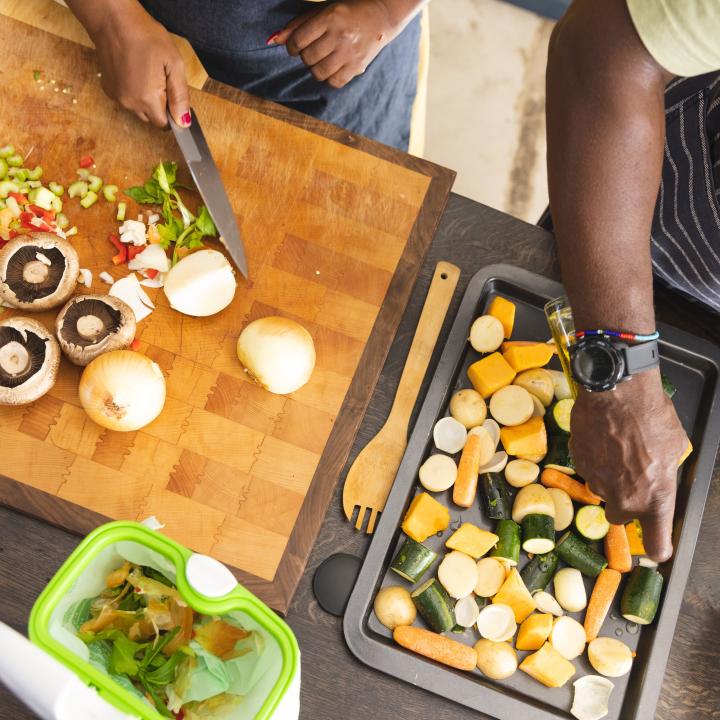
top-left (169, 109), bottom-right (248, 278)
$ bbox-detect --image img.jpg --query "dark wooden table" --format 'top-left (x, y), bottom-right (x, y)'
top-left (1, 194), bottom-right (718, 719)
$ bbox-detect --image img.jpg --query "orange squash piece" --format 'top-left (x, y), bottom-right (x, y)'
top-left (625, 519), bottom-right (646, 555)
top-left (488, 296), bottom-right (516, 339)
top-left (467, 352), bottom-right (517, 399)
top-left (500, 416), bottom-right (547, 460)
top-left (502, 343), bottom-right (555, 372)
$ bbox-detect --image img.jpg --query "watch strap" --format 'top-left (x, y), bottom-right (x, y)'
top-left (623, 339), bottom-right (660, 376)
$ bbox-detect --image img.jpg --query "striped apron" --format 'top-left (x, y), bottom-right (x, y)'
top-left (139, 0), bottom-right (421, 150)
top-left (652, 73), bottom-right (720, 314)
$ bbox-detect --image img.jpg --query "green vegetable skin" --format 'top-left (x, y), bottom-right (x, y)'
top-left (521, 514), bottom-right (556, 553)
top-left (544, 434), bottom-right (575, 474)
top-left (390, 536), bottom-right (437, 583)
top-left (621, 565), bottom-right (664, 625)
top-left (411, 578), bottom-right (455, 633)
top-left (555, 531), bottom-right (608, 577)
top-left (490, 519), bottom-right (521, 565)
top-left (520, 551), bottom-right (558, 593)
top-left (575, 505), bottom-right (610, 540)
top-left (661, 374), bottom-right (677, 398)
top-left (480, 472), bottom-right (511, 520)
top-left (548, 399), bottom-right (573, 435)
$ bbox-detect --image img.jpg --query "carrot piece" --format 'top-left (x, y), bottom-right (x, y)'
top-left (393, 625), bottom-right (477, 671)
top-left (584, 568), bottom-right (622, 641)
top-left (625, 519), bottom-right (646, 555)
top-left (540, 468), bottom-right (602, 505)
top-left (604, 524), bottom-right (632, 573)
top-left (452, 433), bottom-right (483, 508)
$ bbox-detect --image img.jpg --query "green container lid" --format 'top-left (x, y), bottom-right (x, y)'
top-left (29, 521), bottom-right (299, 719)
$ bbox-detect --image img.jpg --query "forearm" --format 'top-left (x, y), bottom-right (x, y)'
top-left (546, 0), bottom-right (672, 333)
top-left (65, 0), bottom-right (145, 38)
top-left (378, 0), bottom-right (427, 34)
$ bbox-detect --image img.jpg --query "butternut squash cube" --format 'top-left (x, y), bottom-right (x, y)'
top-left (516, 613), bottom-right (553, 651)
top-left (625, 519), bottom-right (646, 555)
top-left (500, 416), bottom-right (547, 460)
top-left (488, 296), bottom-right (516, 339)
top-left (445, 523), bottom-right (499, 559)
top-left (401, 492), bottom-right (450, 543)
top-left (468, 352), bottom-right (517, 399)
top-left (519, 642), bottom-right (576, 688)
top-left (492, 568), bottom-right (536, 623)
top-left (502, 343), bottom-right (555, 372)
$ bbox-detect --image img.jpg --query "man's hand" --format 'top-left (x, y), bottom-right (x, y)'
top-left (570, 369), bottom-right (688, 562)
top-left (269, 0), bottom-right (423, 89)
top-left (66, 0), bottom-right (190, 128)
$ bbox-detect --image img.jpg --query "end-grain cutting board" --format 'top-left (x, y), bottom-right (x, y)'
top-left (0, 16), bottom-right (454, 612)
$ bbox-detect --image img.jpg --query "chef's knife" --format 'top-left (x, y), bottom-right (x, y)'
top-left (169, 109), bottom-right (248, 278)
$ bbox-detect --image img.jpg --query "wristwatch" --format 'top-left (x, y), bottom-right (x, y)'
top-left (569, 336), bottom-right (660, 392)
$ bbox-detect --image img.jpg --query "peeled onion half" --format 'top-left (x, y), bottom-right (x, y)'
top-left (163, 249), bottom-right (236, 317)
top-left (237, 316), bottom-right (316, 395)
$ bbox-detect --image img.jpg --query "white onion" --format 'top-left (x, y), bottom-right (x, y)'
top-left (163, 249), bottom-right (236, 317)
top-left (236, 316), bottom-right (316, 395)
top-left (79, 350), bottom-right (166, 431)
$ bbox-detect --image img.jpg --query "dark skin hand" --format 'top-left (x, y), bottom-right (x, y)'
top-left (546, 0), bottom-right (689, 561)
top-left (270, 0), bottom-right (426, 88)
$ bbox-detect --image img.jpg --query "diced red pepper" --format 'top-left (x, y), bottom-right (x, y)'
top-left (79, 154), bottom-right (94, 169)
top-left (19, 211), bottom-right (52, 233)
top-left (0, 239), bottom-right (6, 249)
top-left (28, 205), bottom-right (55, 222)
top-left (130, 338), bottom-right (141, 351)
top-left (109, 233), bottom-right (127, 265)
top-left (145, 268), bottom-right (159, 279)
top-left (126, 245), bottom-right (145, 261)
top-left (8, 192), bottom-right (28, 205)
top-left (8, 230), bottom-right (19, 239)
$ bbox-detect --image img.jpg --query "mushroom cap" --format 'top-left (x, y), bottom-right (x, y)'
top-left (0, 316), bottom-right (60, 405)
top-left (55, 294), bottom-right (137, 366)
top-left (0, 232), bottom-right (80, 312)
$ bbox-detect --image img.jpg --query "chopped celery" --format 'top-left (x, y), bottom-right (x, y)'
top-left (80, 191), bottom-right (98, 209)
top-left (76, 168), bottom-right (91, 180)
top-left (65, 226), bottom-right (78, 237)
top-left (8, 168), bottom-right (28, 181)
top-left (0, 199), bottom-right (5, 210)
top-left (0, 159), bottom-right (7, 179)
top-left (116, 201), bottom-right (127, 221)
top-left (56, 213), bottom-right (70, 230)
top-left (0, 180), bottom-right (19, 199)
top-left (49, 182), bottom-right (64, 197)
top-left (27, 180), bottom-right (42, 189)
top-left (68, 180), bottom-right (89, 199)
top-left (87, 175), bottom-right (103, 193)
top-left (0, 145), bottom-right (14, 158)
top-left (6, 154), bottom-right (23, 168)
top-left (50, 195), bottom-right (63, 213)
top-left (28, 187), bottom-right (56, 211)
top-left (103, 184), bottom-right (118, 202)
top-left (26, 166), bottom-right (43, 181)
top-left (5, 197), bottom-right (21, 217)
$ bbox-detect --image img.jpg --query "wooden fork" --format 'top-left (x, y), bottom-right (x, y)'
top-left (342, 261), bottom-right (460, 533)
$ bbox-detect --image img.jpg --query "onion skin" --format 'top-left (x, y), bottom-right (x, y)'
top-left (79, 350), bottom-right (166, 431)
top-left (236, 316), bottom-right (316, 395)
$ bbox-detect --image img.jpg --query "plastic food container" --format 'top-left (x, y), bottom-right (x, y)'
top-left (29, 521), bottom-right (300, 720)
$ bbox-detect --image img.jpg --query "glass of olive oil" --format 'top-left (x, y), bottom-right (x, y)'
top-left (544, 295), bottom-right (577, 399)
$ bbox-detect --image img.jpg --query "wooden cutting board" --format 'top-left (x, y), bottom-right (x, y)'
top-left (0, 16), bottom-right (454, 613)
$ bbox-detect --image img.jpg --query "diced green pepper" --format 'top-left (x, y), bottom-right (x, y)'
top-left (80, 191), bottom-right (98, 209)
top-left (68, 181), bottom-right (89, 199)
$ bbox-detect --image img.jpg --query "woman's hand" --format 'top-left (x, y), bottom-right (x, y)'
top-left (270, 0), bottom-right (422, 88)
top-left (67, 0), bottom-right (190, 127)
top-left (570, 368), bottom-right (688, 562)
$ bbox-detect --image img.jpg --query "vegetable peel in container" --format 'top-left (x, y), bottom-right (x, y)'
top-left (29, 521), bottom-right (300, 720)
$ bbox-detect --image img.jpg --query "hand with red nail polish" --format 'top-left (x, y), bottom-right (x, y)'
top-left (66, 0), bottom-right (190, 128)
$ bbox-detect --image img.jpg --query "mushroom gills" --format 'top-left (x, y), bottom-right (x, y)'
top-left (4, 245), bottom-right (66, 302)
top-left (0, 326), bottom-right (49, 388)
top-left (61, 298), bottom-right (122, 348)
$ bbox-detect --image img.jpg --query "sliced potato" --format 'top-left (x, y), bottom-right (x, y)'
top-left (438, 550), bottom-right (478, 599)
top-left (530, 394), bottom-right (546, 417)
top-left (489, 385), bottom-right (534, 427)
top-left (547, 368), bottom-right (573, 401)
top-left (550, 616), bottom-right (587, 660)
top-left (479, 451), bottom-right (508, 473)
top-left (505, 459), bottom-right (539, 488)
top-left (373, 586), bottom-right (416, 630)
top-left (469, 315), bottom-right (505, 353)
top-left (449, 388), bottom-right (487, 429)
top-left (474, 557), bottom-right (506, 597)
top-left (473, 418), bottom-right (500, 450)
top-left (512, 483), bottom-right (555, 523)
top-left (470, 425), bottom-right (497, 467)
top-left (588, 637), bottom-right (634, 678)
top-left (419, 454), bottom-right (458, 493)
top-left (474, 639), bottom-right (518, 680)
top-left (514, 368), bottom-right (554, 407)
top-left (547, 487), bottom-right (574, 531)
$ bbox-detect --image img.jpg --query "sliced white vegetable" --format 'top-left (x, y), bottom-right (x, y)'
top-left (548, 368), bottom-right (574, 401)
top-left (548, 487), bottom-right (575, 531)
top-left (588, 637), bottom-right (634, 678)
top-left (469, 315), bottom-right (505, 353)
top-left (533, 591), bottom-right (564, 617)
top-left (455, 595), bottom-right (481, 628)
top-left (638, 557), bottom-right (659, 568)
top-left (550, 615), bottom-right (587, 660)
top-left (127, 243), bottom-right (171, 272)
top-left (474, 557), bottom-right (506, 597)
top-left (468, 425), bottom-right (496, 466)
top-left (438, 551), bottom-right (478, 599)
top-left (418, 454), bottom-right (458, 493)
top-left (139, 273), bottom-right (167, 289)
top-left (481, 418), bottom-right (500, 449)
top-left (553, 568), bottom-right (587, 613)
top-left (474, 639), bottom-right (518, 680)
top-left (530, 393), bottom-right (546, 417)
top-left (109, 273), bottom-right (154, 322)
top-left (505, 459), bottom-right (539, 488)
top-left (449, 388), bottom-right (487, 429)
top-left (511, 483), bottom-right (555, 524)
top-left (433, 416), bottom-right (467, 454)
top-left (478, 451), bottom-right (508, 474)
top-left (571, 676), bottom-right (614, 720)
top-left (77, 268), bottom-right (92, 287)
top-left (489, 385), bottom-right (534, 427)
top-left (99, 271), bottom-right (114, 285)
top-left (477, 603), bottom-right (517, 642)
top-left (119, 219), bottom-right (147, 246)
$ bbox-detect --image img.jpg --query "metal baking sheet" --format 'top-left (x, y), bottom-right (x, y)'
top-left (344, 264), bottom-right (720, 720)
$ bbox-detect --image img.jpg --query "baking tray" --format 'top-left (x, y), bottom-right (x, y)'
top-left (343, 264), bottom-right (720, 720)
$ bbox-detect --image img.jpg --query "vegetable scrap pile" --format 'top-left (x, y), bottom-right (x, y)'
top-left (373, 297), bottom-right (669, 720)
top-left (75, 562), bottom-right (267, 719)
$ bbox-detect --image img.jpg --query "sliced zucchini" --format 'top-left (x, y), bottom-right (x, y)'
top-left (520, 551), bottom-right (558, 594)
top-left (548, 398), bottom-right (574, 435)
top-left (490, 519), bottom-right (521, 566)
top-left (555, 532), bottom-right (608, 578)
top-left (411, 578), bottom-right (455, 633)
top-left (390, 537), bottom-right (437, 583)
top-left (620, 565), bottom-right (663, 625)
top-left (544, 434), bottom-right (576, 475)
top-left (521, 514), bottom-right (556, 554)
top-left (575, 505), bottom-right (610, 541)
top-left (480, 472), bottom-right (511, 520)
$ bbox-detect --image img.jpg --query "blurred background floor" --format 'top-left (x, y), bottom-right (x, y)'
top-left (424, 0), bottom-right (555, 224)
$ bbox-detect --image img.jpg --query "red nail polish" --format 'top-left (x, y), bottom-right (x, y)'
top-left (266, 32), bottom-right (280, 45)
top-left (181, 111), bottom-right (192, 127)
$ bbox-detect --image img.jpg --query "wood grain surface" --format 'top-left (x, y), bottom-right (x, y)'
top-left (0, 16), bottom-right (455, 613)
top-left (1, 195), bottom-right (718, 719)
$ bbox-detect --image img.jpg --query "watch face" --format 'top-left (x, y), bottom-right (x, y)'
top-left (570, 339), bottom-right (624, 391)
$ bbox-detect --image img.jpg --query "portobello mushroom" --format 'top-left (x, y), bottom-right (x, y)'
top-left (0, 316), bottom-right (60, 405)
top-left (0, 233), bottom-right (79, 311)
top-left (55, 294), bottom-right (136, 366)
